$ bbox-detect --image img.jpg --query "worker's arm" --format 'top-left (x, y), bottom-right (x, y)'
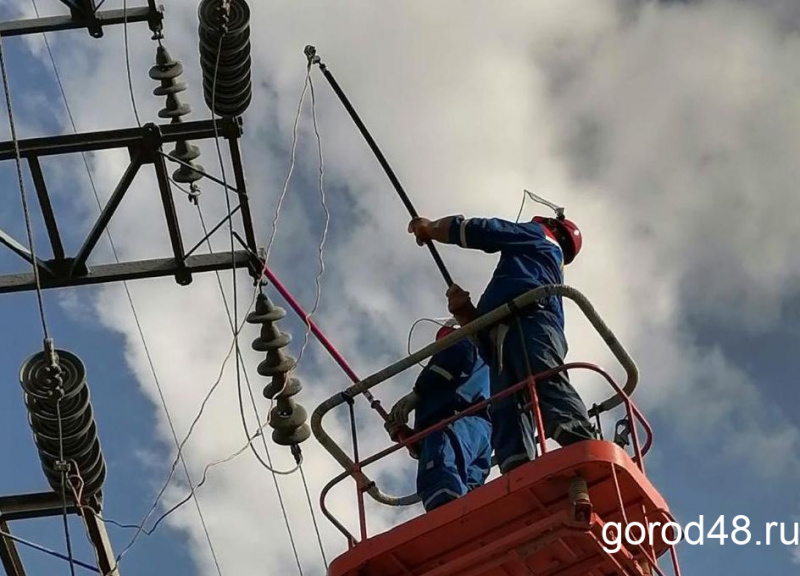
top-left (409, 215), bottom-right (546, 254)
top-left (384, 340), bottom-right (476, 436)
top-left (407, 216), bottom-right (463, 245)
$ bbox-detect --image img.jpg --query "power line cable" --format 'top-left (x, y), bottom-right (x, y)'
top-left (0, 529), bottom-right (100, 573)
top-left (0, 30), bottom-right (50, 340)
top-left (208, 29), bottom-right (303, 574)
top-left (28, 3), bottom-right (223, 570)
top-left (0, 26), bottom-right (76, 575)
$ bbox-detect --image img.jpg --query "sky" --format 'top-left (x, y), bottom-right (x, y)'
top-left (0, 0), bottom-right (799, 575)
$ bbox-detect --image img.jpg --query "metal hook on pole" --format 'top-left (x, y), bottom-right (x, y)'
top-left (304, 45), bottom-right (454, 288)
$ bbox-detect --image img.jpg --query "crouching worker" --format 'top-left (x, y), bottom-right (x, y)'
top-left (385, 322), bottom-right (492, 511)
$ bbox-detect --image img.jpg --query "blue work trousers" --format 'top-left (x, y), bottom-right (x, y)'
top-left (416, 416), bottom-right (492, 511)
top-left (485, 317), bottom-right (595, 473)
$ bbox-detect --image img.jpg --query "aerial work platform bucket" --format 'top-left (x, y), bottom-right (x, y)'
top-left (328, 440), bottom-right (676, 576)
top-left (312, 286), bottom-right (682, 576)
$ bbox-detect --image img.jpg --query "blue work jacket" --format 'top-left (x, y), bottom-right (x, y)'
top-left (413, 338), bottom-right (490, 432)
top-left (448, 217), bottom-right (566, 329)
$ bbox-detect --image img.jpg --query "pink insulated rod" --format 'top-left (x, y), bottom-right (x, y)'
top-left (261, 266), bottom-right (392, 421)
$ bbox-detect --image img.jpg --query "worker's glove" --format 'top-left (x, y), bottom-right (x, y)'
top-left (385, 391), bottom-right (420, 440)
top-left (446, 284), bottom-right (477, 326)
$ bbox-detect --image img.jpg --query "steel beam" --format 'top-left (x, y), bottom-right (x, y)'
top-left (70, 153), bottom-right (143, 276)
top-left (0, 492), bottom-right (77, 522)
top-left (0, 6), bottom-right (161, 39)
top-left (0, 251), bottom-right (254, 293)
top-left (28, 156), bottom-right (65, 262)
top-left (0, 520), bottom-right (25, 576)
top-left (82, 510), bottom-right (119, 576)
top-left (228, 137), bottom-right (258, 253)
top-left (151, 149), bottom-right (189, 285)
top-left (0, 119), bottom-right (240, 161)
top-left (0, 229), bottom-right (54, 276)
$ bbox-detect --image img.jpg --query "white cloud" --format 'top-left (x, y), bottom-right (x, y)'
top-left (3, 0), bottom-right (799, 574)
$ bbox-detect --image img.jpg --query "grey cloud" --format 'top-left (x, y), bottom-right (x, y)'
top-left (6, 0), bottom-right (799, 573)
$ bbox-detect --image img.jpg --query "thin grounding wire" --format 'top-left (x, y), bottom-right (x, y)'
top-left (294, 74), bottom-right (330, 368)
top-left (209, 32), bottom-right (304, 575)
top-left (62, 418), bottom-right (278, 542)
top-left (122, 0), bottom-right (141, 127)
top-left (262, 66), bottom-right (312, 268)
top-left (299, 463), bottom-right (328, 568)
top-left (0, 34), bottom-right (50, 339)
top-left (115, 334), bottom-right (239, 564)
top-left (56, 400), bottom-right (77, 576)
top-left (407, 317), bottom-right (452, 367)
top-left (122, 418), bottom-right (275, 541)
top-left (35, 15), bottom-right (222, 571)
top-left (515, 189), bottom-right (528, 223)
top-left (196, 203), bottom-right (299, 476)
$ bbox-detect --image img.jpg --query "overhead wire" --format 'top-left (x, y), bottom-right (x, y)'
top-left (56, 401), bottom-right (78, 576)
top-left (300, 463), bottom-right (328, 568)
top-left (26, 2), bottom-right (223, 571)
top-left (123, 0), bottom-right (141, 127)
top-left (22, 3), bottom-right (328, 573)
top-left (0, 26), bottom-right (50, 340)
top-left (195, 203), bottom-right (300, 477)
top-left (0, 24), bottom-right (74, 575)
top-left (0, 529), bottom-right (100, 574)
top-left (295, 73), bottom-right (330, 368)
top-left (207, 26), bottom-right (304, 574)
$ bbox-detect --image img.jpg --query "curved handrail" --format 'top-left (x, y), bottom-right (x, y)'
top-left (318, 362), bottom-right (654, 543)
top-left (311, 285), bottom-right (639, 506)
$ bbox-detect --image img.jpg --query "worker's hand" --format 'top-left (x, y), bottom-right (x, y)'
top-left (446, 284), bottom-right (477, 325)
top-left (408, 215), bottom-right (462, 245)
top-left (408, 217), bottom-right (434, 246)
top-left (385, 391), bottom-right (420, 440)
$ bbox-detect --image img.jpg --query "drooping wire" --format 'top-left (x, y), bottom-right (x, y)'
top-left (29, 4), bottom-right (222, 570)
top-left (61, 416), bottom-right (279, 546)
top-left (208, 29), bottom-right (303, 575)
top-left (407, 317), bottom-right (452, 368)
top-left (294, 73), bottom-right (330, 368)
top-left (113, 335), bottom-right (239, 566)
top-left (263, 66), bottom-right (312, 268)
top-left (196, 204), bottom-right (300, 477)
top-left (0, 32), bottom-right (50, 340)
top-left (114, 417), bottom-right (275, 542)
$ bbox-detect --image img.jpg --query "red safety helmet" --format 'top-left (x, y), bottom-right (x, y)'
top-left (435, 320), bottom-right (458, 340)
top-left (533, 216), bottom-right (583, 265)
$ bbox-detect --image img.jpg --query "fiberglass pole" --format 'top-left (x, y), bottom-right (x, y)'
top-left (304, 45), bottom-right (455, 288)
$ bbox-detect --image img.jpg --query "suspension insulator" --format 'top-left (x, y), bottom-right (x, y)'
top-left (270, 396), bottom-right (311, 446)
top-left (150, 45), bottom-right (205, 186)
top-left (198, 0), bottom-right (253, 117)
top-left (247, 292), bottom-right (309, 446)
top-left (19, 349), bottom-right (106, 499)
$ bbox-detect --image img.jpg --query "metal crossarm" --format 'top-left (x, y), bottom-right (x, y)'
top-left (0, 118), bottom-right (261, 292)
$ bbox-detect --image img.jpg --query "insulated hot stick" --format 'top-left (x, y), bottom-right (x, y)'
top-left (304, 45), bottom-right (454, 289)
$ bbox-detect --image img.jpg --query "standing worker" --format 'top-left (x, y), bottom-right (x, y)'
top-left (408, 213), bottom-right (595, 473)
top-left (385, 322), bottom-right (492, 511)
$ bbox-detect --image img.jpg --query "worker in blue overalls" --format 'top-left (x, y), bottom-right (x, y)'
top-left (408, 213), bottom-right (596, 474)
top-left (385, 322), bottom-right (492, 511)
